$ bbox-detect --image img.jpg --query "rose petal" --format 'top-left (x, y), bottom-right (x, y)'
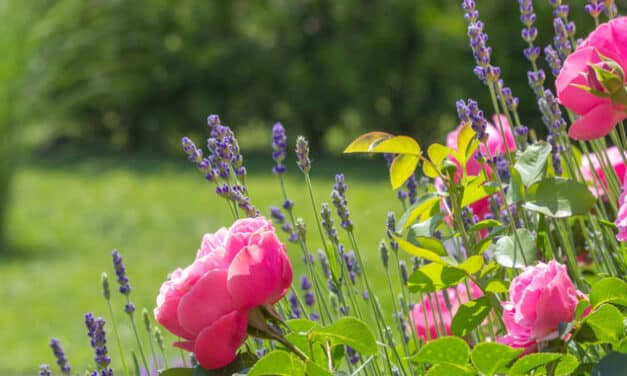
top-left (556, 46), bottom-right (609, 115)
top-left (177, 269), bottom-right (236, 335)
top-left (193, 310), bottom-right (248, 370)
top-left (568, 103), bottom-right (627, 140)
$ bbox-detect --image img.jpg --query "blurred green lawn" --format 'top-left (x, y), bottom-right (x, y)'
top-left (0, 146), bottom-right (405, 375)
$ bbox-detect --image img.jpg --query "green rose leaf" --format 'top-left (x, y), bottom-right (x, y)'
top-left (451, 296), bottom-right (492, 337)
top-left (407, 263), bottom-right (466, 293)
top-left (344, 131), bottom-right (392, 153)
top-left (395, 236), bottom-right (446, 264)
top-left (523, 177), bottom-right (595, 218)
top-left (389, 154), bottom-right (421, 190)
top-left (485, 280), bottom-right (509, 293)
top-left (309, 317), bottom-right (377, 356)
top-left (396, 192), bottom-right (442, 231)
top-left (554, 354), bottom-right (579, 376)
top-left (470, 342), bottom-right (522, 376)
top-left (412, 336), bottom-right (470, 366)
top-left (424, 143), bottom-right (455, 178)
top-left (514, 142), bottom-right (551, 187)
top-left (371, 135), bottom-right (421, 155)
top-left (493, 228), bottom-right (536, 269)
top-left (591, 352), bottom-right (627, 376)
top-left (248, 350), bottom-right (305, 376)
top-left (575, 304), bottom-right (625, 345)
top-left (468, 219), bottom-right (503, 233)
top-left (509, 353), bottom-right (562, 375)
top-left (161, 369), bottom-right (194, 376)
top-left (305, 361), bottom-right (333, 376)
top-left (425, 363), bottom-right (475, 376)
top-left (506, 168), bottom-right (525, 205)
top-left (590, 277), bottom-right (627, 308)
top-left (458, 255), bottom-right (484, 275)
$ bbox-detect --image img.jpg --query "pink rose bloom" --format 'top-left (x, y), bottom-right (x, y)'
top-left (556, 17), bottom-right (627, 140)
top-left (498, 261), bottom-right (586, 353)
top-left (411, 280), bottom-right (483, 341)
top-left (443, 115), bottom-right (516, 220)
top-left (580, 145), bottom-right (626, 198)
top-left (615, 174), bottom-right (627, 241)
top-left (154, 217), bottom-right (293, 369)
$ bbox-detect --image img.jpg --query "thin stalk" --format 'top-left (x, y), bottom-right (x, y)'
top-left (127, 309), bottom-right (151, 373)
top-left (105, 300), bottom-right (130, 376)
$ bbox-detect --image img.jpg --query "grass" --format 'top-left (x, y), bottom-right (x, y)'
top-left (0, 146), bottom-right (407, 375)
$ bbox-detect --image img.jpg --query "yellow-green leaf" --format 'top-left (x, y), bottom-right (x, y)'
top-left (343, 131), bottom-right (393, 153)
top-left (461, 176), bottom-right (498, 207)
top-left (371, 135), bottom-right (421, 155)
top-left (424, 143), bottom-right (455, 178)
top-left (457, 123), bottom-right (476, 165)
top-left (390, 154), bottom-right (420, 190)
top-left (394, 236), bottom-right (445, 264)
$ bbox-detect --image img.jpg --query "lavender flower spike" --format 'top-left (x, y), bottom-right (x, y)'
top-left (85, 313), bottom-right (113, 374)
top-left (112, 249), bottom-right (131, 296)
top-left (49, 338), bottom-right (71, 374)
top-left (272, 122), bottom-right (287, 175)
top-left (38, 364), bottom-right (51, 376)
top-left (296, 136), bottom-right (311, 173)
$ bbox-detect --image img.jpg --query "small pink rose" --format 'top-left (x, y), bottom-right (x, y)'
top-left (154, 217), bottom-right (293, 370)
top-left (580, 146), bottom-right (626, 198)
top-left (615, 174), bottom-right (627, 241)
top-left (411, 280), bottom-right (482, 341)
top-left (556, 17), bottom-right (627, 140)
top-left (497, 261), bottom-right (586, 353)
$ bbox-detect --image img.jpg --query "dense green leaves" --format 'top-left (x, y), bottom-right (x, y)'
top-left (396, 193), bottom-right (441, 231)
top-left (523, 178), bottom-right (595, 218)
top-left (470, 343), bottom-right (522, 376)
top-left (493, 228), bottom-right (536, 269)
top-left (412, 336), bottom-right (470, 366)
top-left (451, 296), bottom-right (492, 336)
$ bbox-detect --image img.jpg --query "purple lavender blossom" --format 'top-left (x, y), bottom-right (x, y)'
top-left (288, 292), bottom-right (301, 318)
top-left (112, 249), bottom-right (131, 296)
top-left (386, 212), bottom-right (399, 251)
top-left (544, 45), bottom-right (563, 77)
top-left (552, 18), bottom-right (573, 60)
top-left (493, 152), bottom-right (510, 181)
top-left (304, 291), bottom-right (316, 306)
top-left (271, 122), bottom-right (287, 175)
top-left (405, 174), bottom-right (418, 205)
top-left (300, 275), bottom-right (312, 291)
top-left (85, 314), bottom-right (112, 374)
top-left (320, 203), bottom-right (339, 244)
top-left (346, 346), bottom-right (361, 365)
top-left (49, 338), bottom-right (71, 374)
top-left (585, 1), bottom-right (605, 19)
top-left (379, 241), bottom-right (389, 268)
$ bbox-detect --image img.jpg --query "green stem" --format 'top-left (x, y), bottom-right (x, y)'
top-left (106, 300), bottom-right (130, 376)
top-left (127, 310), bottom-right (151, 373)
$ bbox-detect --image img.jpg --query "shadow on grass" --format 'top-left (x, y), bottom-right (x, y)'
top-left (26, 144), bottom-right (391, 182)
top-left (0, 237), bottom-right (60, 262)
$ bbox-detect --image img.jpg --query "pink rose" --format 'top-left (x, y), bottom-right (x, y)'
top-left (442, 115), bottom-right (515, 220)
top-left (154, 217), bottom-right (293, 369)
top-left (580, 145), bottom-right (626, 198)
top-left (615, 174), bottom-right (627, 241)
top-left (411, 280), bottom-right (483, 341)
top-left (556, 17), bottom-right (627, 140)
top-left (498, 261), bottom-right (586, 353)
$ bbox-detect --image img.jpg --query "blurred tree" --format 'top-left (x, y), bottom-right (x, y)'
top-left (29, 0), bottom-right (607, 153)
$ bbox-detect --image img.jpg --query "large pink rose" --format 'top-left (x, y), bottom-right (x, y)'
top-left (556, 17), bottom-right (627, 140)
top-left (154, 217), bottom-right (293, 369)
top-left (580, 145), bottom-right (626, 198)
top-left (411, 280), bottom-right (483, 341)
top-left (442, 115), bottom-right (515, 220)
top-left (498, 261), bottom-right (586, 353)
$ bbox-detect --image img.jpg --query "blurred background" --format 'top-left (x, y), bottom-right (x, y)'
top-left (0, 0), bottom-right (621, 374)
